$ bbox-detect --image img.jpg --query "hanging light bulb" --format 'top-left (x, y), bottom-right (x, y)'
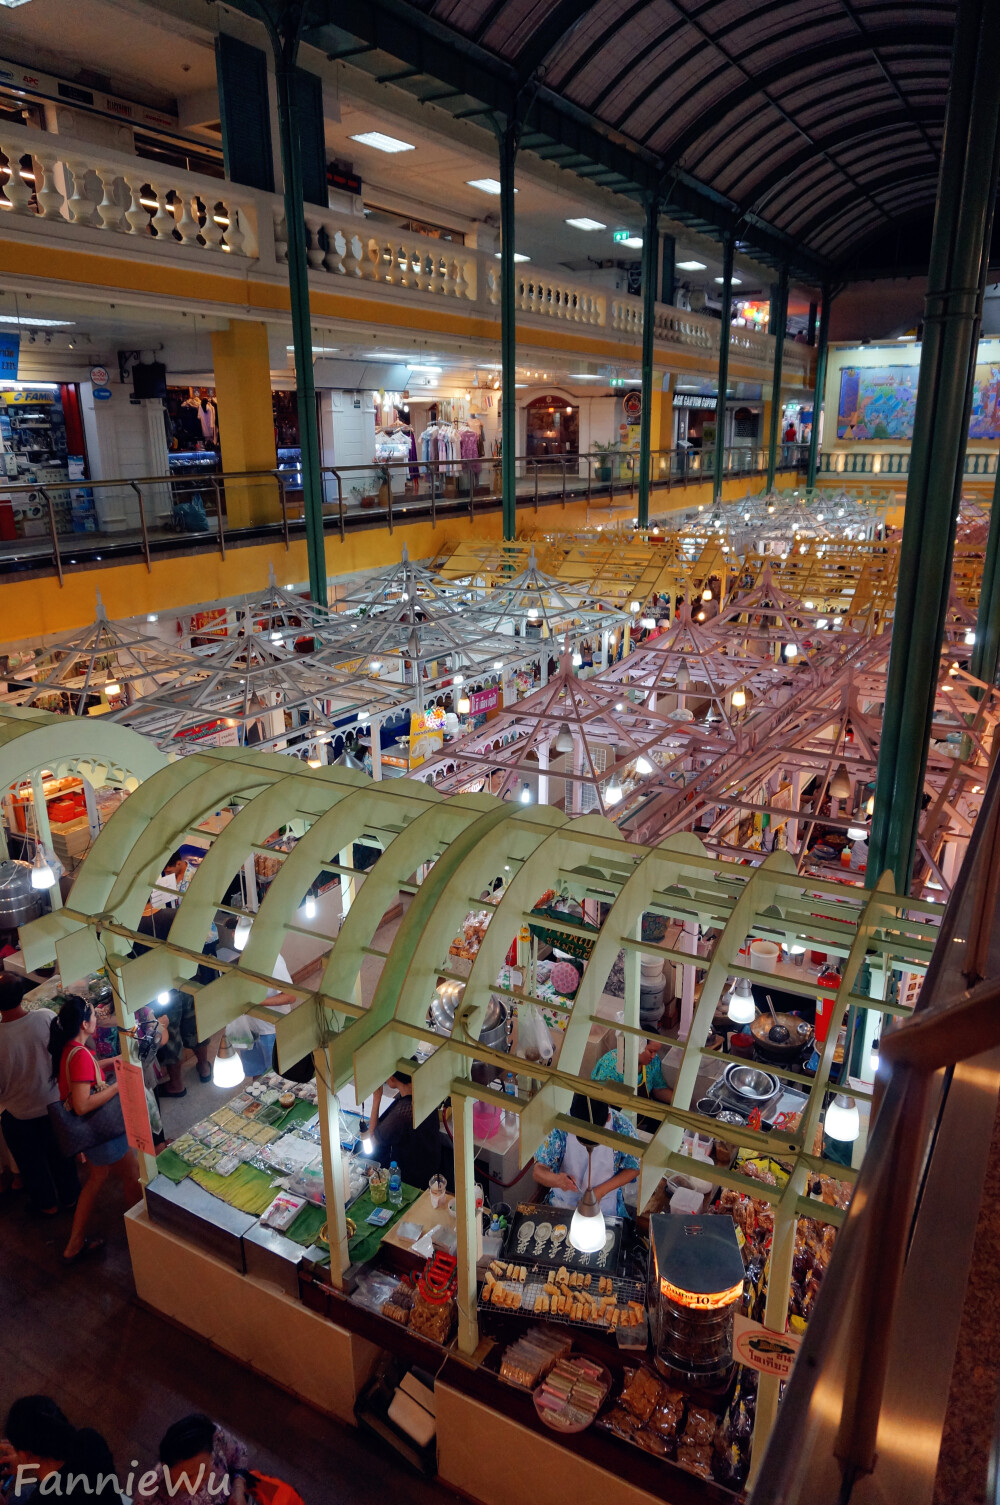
top-left (830, 763), bottom-right (852, 800)
top-left (572, 651), bottom-right (583, 667)
top-left (156, 990), bottom-right (171, 1008)
top-left (270, 631), bottom-right (282, 643)
top-left (604, 775), bottom-right (623, 806)
top-left (568, 1145), bottom-right (606, 1253)
top-left (785, 643), bottom-right (798, 659)
top-left (965, 629), bottom-right (976, 646)
top-left (866, 794), bottom-right (875, 816)
top-left (212, 1038), bottom-right (246, 1089)
top-left (824, 1093), bottom-right (860, 1142)
top-left (370, 659), bottom-right (382, 672)
top-left (519, 783), bottom-right (532, 804)
top-left (233, 914), bottom-right (252, 950)
top-left (629, 601), bottom-right (640, 614)
top-left (458, 692), bottom-right (471, 714)
top-left (847, 825), bottom-right (868, 842)
top-left (494, 660), bottom-right (504, 671)
top-left (675, 662), bottom-right (691, 691)
top-left (30, 847), bottom-right (55, 890)
top-left (869, 1036), bottom-right (881, 1074)
top-left (804, 600), bottom-right (815, 609)
top-left (726, 976), bottom-right (756, 1026)
top-left (303, 893), bottom-right (317, 920)
top-left (553, 724), bottom-right (575, 756)
top-left (360, 1118), bottom-right (375, 1156)
top-left (640, 617), bottom-right (656, 630)
top-left (701, 588), bottom-right (713, 602)
top-left (635, 755), bottom-right (653, 776)
top-left (731, 688), bottom-right (747, 709)
top-left (527, 607), bottom-right (539, 619)
top-left (104, 680), bottom-right (120, 698)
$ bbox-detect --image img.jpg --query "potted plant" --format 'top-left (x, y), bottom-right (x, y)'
top-left (374, 462), bottom-right (393, 507)
top-left (594, 439), bottom-right (620, 483)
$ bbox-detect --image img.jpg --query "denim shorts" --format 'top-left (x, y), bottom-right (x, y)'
top-left (85, 1133), bottom-right (130, 1166)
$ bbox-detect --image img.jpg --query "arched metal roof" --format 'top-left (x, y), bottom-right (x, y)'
top-left (305, 0), bottom-right (956, 271)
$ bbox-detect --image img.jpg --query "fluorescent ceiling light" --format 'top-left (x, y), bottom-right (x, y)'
top-left (468, 178), bottom-right (515, 195)
top-left (411, 365), bottom-right (442, 373)
top-left (288, 345), bottom-right (339, 355)
top-left (349, 131), bottom-right (414, 153)
top-left (568, 373), bottom-right (602, 379)
top-left (566, 217), bottom-right (606, 231)
top-left (677, 259), bottom-right (707, 271)
top-left (0, 314), bottom-right (74, 327)
top-left (619, 235), bottom-right (643, 249)
top-left (494, 252), bottom-right (531, 262)
top-left (715, 276), bottom-right (743, 285)
top-left (0, 1), bottom-right (34, 7)
top-left (897, 334), bottom-right (917, 341)
top-left (366, 352), bottom-right (409, 361)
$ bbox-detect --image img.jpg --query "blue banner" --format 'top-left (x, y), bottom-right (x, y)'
top-left (0, 333), bottom-right (19, 381)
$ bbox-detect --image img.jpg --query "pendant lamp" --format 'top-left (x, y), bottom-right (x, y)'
top-left (568, 1144), bottom-right (606, 1254)
top-left (213, 1038), bottom-right (246, 1089)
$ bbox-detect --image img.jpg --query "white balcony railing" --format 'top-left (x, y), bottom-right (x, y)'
top-left (0, 121), bottom-right (809, 378)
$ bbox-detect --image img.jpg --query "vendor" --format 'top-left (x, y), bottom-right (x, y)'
top-left (369, 1069), bottom-right (441, 1190)
top-left (591, 1039), bottom-right (672, 1103)
top-left (534, 1093), bottom-right (639, 1218)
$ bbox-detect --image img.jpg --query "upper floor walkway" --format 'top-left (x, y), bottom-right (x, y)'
top-left (0, 121), bottom-right (813, 387)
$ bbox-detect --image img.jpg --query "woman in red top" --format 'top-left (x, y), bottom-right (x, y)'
top-left (49, 995), bottom-right (142, 1263)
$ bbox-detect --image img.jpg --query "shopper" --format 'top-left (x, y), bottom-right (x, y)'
top-left (144, 1414), bottom-right (247, 1504)
top-left (0, 976), bottom-right (78, 1216)
top-left (48, 995), bottom-right (142, 1263)
top-left (0, 1395), bottom-right (74, 1499)
top-left (590, 1039), bottom-right (673, 1104)
top-left (534, 1092), bottom-right (639, 1217)
top-left (134, 909), bottom-right (214, 1093)
top-left (369, 1069), bottom-right (441, 1190)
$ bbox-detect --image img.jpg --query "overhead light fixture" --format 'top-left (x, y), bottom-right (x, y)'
top-left (731, 688), bottom-right (747, 708)
top-left (212, 1037), bottom-right (246, 1089)
top-left (458, 693), bottom-right (471, 714)
top-left (629, 601), bottom-right (640, 614)
top-left (618, 235), bottom-right (643, 249)
top-left (494, 660), bottom-right (504, 671)
top-left (866, 794), bottom-right (875, 816)
top-left (155, 990), bottom-right (172, 1008)
top-left (103, 680), bottom-right (121, 697)
top-left (825, 1093), bottom-right (860, 1143)
top-left (349, 131), bottom-right (414, 153)
top-left (675, 662), bottom-right (691, 691)
top-left (360, 1118), bottom-right (375, 1155)
top-left (566, 217), bottom-right (606, 230)
top-left (0, 313), bottom-right (74, 326)
top-left (726, 976), bottom-right (755, 1026)
top-left (233, 914), bottom-right (252, 950)
top-left (411, 365), bottom-right (442, 373)
top-left (701, 589), bottom-right (713, 602)
top-left (270, 630), bottom-right (282, 643)
top-left (572, 651), bottom-right (583, 667)
top-left (640, 617), bottom-right (656, 630)
top-left (519, 782), bottom-right (532, 804)
top-left (31, 847), bottom-right (55, 890)
top-left (568, 1148), bottom-right (606, 1253)
top-left (553, 724), bottom-right (575, 756)
top-left (468, 178), bottom-right (514, 195)
top-left (830, 763), bottom-right (852, 800)
top-left (635, 755), bottom-right (653, 776)
top-left (493, 251), bottom-right (531, 262)
top-left (965, 629), bottom-right (976, 645)
top-left (847, 825), bottom-right (868, 842)
top-left (527, 607), bottom-right (539, 619)
top-left (302, 893), bottom-right (317, 920)
top-left (604, 775), bottom-right (623, 806)
top-left (568, 373), bottom-right (602, 380)
top-left (307, 758), bottom-right (322, 769)
top-left (785, 643), bottom-right (798, 659)
top-left (804, 600), bottom-right (815, 609)
top-left (677, 259), bottom-right (707, 271)
top-left (715, 276), bottom-right (743, 285)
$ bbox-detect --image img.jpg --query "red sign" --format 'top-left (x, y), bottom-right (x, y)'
top-left (470, 687), bottom-right (500, 715)
top-left (114, 1057), bottom-right (155, 1157)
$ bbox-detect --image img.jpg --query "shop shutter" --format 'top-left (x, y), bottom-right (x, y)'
top-left (215, 33), bottom-right (275, 194)
top-left (294, 68), bottom-right (328, 208)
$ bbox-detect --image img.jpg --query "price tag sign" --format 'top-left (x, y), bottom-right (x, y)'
top-left (733, 1314), bottom-right (802, 1378)
top-left (114, 1056), bottom-right (155, 1156)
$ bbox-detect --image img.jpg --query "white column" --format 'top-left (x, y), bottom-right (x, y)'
top-left (538, 743), bottom-right (549, 806)
top-left (453, 1090), bottom-right (480, 1356)
top-left (679, 921), bottom-right (699, 1039)
top-left (370, 718), bottom-right (383, 781)
top-left (338, 847), bottom-right (355, 919)
top-left (314, 1046), bottom-right (349, 1289)
top-left (624, 920), bottom-right (640, 1107)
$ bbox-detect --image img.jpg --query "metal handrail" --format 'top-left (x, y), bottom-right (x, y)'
top-left (0, 445), bottom-right (809, 583)
top-left (752, 741), bottom-right (1000, 1501)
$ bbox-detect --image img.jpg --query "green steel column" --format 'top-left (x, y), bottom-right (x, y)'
top-left (637, 192), bottom-right (659, 529)
top-left (868, 0), bottom-right (1000, 893)
top-left (499, 121), bottom-right (518, 541)
top-left (806, 290), bottom-right (831, 491)
top-left (712, 234), bottom-right (734, 505)
top-left (766, 266), bottom-right (789, 491)
top-left (971, 460), bottom-right (1000, 687)
top-left (274, 43), bottom-right (326, 606)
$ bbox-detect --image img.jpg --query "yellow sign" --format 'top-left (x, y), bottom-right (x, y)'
top-left (3, 389), bottom-right (55, 406)
top-left (409, 711), bottom-right (444, 767)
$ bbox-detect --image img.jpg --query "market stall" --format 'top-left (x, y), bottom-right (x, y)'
top-left (19, 744), bottom-right (943, 1499)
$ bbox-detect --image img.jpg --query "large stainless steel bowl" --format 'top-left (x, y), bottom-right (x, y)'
top-left (0, 860), bottom-right (43, 926)
top-left (723, 1063), bottom-right (780, 1102)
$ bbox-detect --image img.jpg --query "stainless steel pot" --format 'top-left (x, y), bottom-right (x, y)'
top-left (0, 860), bottom-right (43, 926)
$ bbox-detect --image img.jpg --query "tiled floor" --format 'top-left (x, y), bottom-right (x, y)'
top-left (0, 1055), bottom-right (457, 1505)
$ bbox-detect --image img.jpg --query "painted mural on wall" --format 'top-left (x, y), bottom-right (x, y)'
top-left (838, 363), bottom-right (1000, 440)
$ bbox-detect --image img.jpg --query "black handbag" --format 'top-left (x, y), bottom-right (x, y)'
top-left (47, 1046), bottom-right (127, 1158)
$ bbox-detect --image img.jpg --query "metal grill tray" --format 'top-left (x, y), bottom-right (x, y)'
top-left (502, 1203), bottom-right (626, 1275)
top-left (478, 1264), bottom-right (647, 1332)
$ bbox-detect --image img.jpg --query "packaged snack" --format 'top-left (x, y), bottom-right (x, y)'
top-left (260, 1193), bottom-right (305, 1232)
top-left (213, 1154), bottom-right (241, 1177)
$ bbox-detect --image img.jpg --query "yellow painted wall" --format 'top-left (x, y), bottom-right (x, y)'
top-left (210, 322), bottom-right (279, 526)
top-left (4, 474), bottom-right (787, 641)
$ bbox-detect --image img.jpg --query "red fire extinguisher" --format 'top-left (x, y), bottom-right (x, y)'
top-left (815, 963), bottom-right (841, 1044)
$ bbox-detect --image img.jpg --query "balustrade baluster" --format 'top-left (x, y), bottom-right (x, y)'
top-left (65, 160), bottom-right (99, 224)
top-left (272, 207), bottom-right (288, 263)
top-left (202, 198), bottom-right (226, 251)
top-left (35, 153), bottom-right (67, 220)
top-left (326, 229), bottom-right (346, 275)
top-left (223, 205), bottom-right (246, 255)
top-left (343, 233), bottom-right (363, 277)
top-left (123, 176), bottom-right (150, 236)
top-left (148, 183), bottom-right (177, 240)
top-left (173, 192), bottom-right (200, 245)
top-left (0, 145), bottom-right (33, 213)
top-left (304, 214), bottom-right (326, 270)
